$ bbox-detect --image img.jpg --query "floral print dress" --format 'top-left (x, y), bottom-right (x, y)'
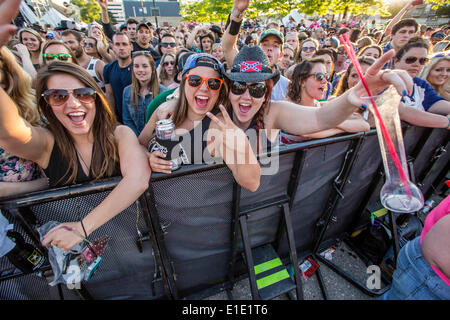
top-left (0, 148), bottom-right (42, 182)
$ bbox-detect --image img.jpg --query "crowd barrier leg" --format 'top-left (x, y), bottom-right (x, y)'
top-left (227, 149), bottom-right (306, 300)
top-left (141, 186), bottom-right (179, 299)
top-left (310, 135), bottom-right (390, 298)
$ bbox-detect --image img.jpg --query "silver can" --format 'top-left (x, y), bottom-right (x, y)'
top-left (155, 119), bottom-right (180, 171)
top-left (155, 119), bottom-right (175, 140)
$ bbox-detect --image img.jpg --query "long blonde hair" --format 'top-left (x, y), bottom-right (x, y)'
top-left (419, 54), bottom-right (450, 96)
top-left (131, 52), bottom-right (160, 111)
top-left (0, 47), bottom-right (41, 126)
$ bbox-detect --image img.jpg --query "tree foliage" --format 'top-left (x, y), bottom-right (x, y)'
top-left (70, 0), bottom-right (101, 23)
top-left (180, 0), bottom-right (391, 22)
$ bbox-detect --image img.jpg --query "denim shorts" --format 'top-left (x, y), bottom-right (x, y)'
top-left (380, 236), bottom-right (450, 300)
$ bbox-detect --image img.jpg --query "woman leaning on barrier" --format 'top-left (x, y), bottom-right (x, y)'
top-left (0, 1), bottom-right (151, 251)
top-left (139, 53), bottom-right (261, 192)
top-left (335, 55), bottom-right (450, 130)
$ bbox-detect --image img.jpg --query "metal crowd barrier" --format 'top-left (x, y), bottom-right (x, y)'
top-left (0, 125), bottom-right (448, 300)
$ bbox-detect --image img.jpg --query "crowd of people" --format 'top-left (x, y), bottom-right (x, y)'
top-left (0, 0), bottom-right (449, 299)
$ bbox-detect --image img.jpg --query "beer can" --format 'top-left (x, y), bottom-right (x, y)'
top-left (155, 119), bottom-right (180, 171)
top-left (156, 119), bottom-right (175, 140)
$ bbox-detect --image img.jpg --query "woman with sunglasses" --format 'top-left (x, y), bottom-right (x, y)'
top-left (42, 40), bottom-right (79, 66)
top-left (88, 24), bottom-right (114, 64)
top-left (0, 46), bottom-right (48, 197)
top-left (393, 37), bottom-right (450, 116)
top-left (0, 57), bottom-right (151, 250)
top-left (282, 57), bottom-right (369, 141)
top-left (158, 53), bottom-right (177, 89)
top-left (297, 38), bottom-right (319, 62)
top-left (123, 51), bottom-right (165, 136)
top-left (139, 53), bottom-right (261, 192)
top-left (83, 36), bottom-right (102, 60)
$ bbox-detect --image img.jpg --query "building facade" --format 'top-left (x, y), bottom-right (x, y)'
top-left (122, 0), bottom-right (181, 27)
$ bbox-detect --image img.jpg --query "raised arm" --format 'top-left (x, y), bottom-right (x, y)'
top-left (271, 50), bottom-right (413, 135)
top-left (222, 0), bottom-right (250, 66)
top-left (378, 0), bottom-right (415, 44)
top-left (0, 86), bottom-right (53, 167)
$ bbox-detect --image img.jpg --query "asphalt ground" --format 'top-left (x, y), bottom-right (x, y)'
top-left (204, 241), bottom-right (380, 300)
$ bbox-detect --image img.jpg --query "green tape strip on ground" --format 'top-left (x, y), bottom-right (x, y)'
top-left (256, 269), bottom-right (290, 290)
top-left (373, 208), bottom-right (388, 217)
top-left (254, 258), bottom-right (282, 275)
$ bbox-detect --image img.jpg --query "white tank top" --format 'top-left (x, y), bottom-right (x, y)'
top-left (86, 57), bottom-right (105, 91)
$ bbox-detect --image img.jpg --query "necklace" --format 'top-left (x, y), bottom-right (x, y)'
top-left (76, 149), bottom-right (90, 176)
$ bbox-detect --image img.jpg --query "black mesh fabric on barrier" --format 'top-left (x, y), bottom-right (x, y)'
top-left (234, 152), bottom-right (296, 251)
top-left (1, 191), bottom-right (164, 300)
top-left (151, 167), bottom-right (235, 292)
top-left (320, 134), bottom-right (382, 244)
top-left (280, 140), bottom-right (353, 258)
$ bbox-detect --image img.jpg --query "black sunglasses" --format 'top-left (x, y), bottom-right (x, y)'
top-left (308, 72), bottom-right (327, 81)
top-left (160, 42), bottom-right (176, 48)
top-left (163, 61), bottom-right (175, 66)
top-left (230, 81), bottom-right (267, 99)
top-left (42, 88), bottom-right (96, 106)
top-left (404, 56), bottom-right (429, 65)
top-left (83, 43), bottom-right (95, 48)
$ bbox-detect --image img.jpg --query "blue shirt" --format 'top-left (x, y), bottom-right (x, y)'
top-left (401, 77), bottom-right (445, 111)
top-left (122, 84), bottom-right (167, 136)
top-left (103, 60), bottom-right (132, 123)
top-left (382, 42), bottom-right (394, 70)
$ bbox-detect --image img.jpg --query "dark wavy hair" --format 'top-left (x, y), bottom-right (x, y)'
top-left (286, 58), bottom-right (325, 104)
top-left (35, 62), bottom-right (119, 185)
top-left (394, 36), bottom-right (431, 63)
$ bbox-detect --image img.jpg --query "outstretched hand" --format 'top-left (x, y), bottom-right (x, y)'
top-left (0, 0), bottom-right (20, 47)
top-left (347, 50), bottom-right (414, 108)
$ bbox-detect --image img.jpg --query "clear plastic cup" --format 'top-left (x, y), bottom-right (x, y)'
top-left (362, 86), bottom-right (424, 213)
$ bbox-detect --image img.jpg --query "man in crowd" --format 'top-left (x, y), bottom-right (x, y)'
top-left (103, 32), bottom-right (133, 123)
top-left (382, 18), bottom-right (419, 69)
top-left (125, 18), bottom-right (138, 42)
top-left (61, 29), bottom-right (105, 91)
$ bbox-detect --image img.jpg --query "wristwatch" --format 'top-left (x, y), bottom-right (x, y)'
top-left (231, 8), bottom-right (244, 19)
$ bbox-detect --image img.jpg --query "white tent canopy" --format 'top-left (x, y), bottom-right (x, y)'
top-left (40, 8), bottom-right (70, 27)
top-left (19, 1), bottom-right (40, 25)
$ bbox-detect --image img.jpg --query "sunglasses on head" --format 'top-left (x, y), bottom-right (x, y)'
top-left (308, 72), bottom-right (327, 81)
top-left (161, 42), bottom-right (176, 48)
top-left (302, 46), bottom-right (315, 52)
top-left (404, 56), bottom-right (429, 65)
top-left (83, 42), bottom-right (95, 48)
top-left (185, 74), bottom-right (223, 91)
top-left (42, 53), bottom-right (71, 61)
top-left (42, 88), bottom-right (96, 106)
top-left (230, 81), bottom-right (267, 99)
top-left (132, 50), bottom-right (151, 57)
top-left (163, 61), bottom-right (175, 66)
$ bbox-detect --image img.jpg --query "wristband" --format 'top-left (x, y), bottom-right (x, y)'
top-left (231, 8), bottom-right (245, 19)
top-left (446, 115), bottom-right (450, 129)
top-left (229, 17), bottom-right (242, 36)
